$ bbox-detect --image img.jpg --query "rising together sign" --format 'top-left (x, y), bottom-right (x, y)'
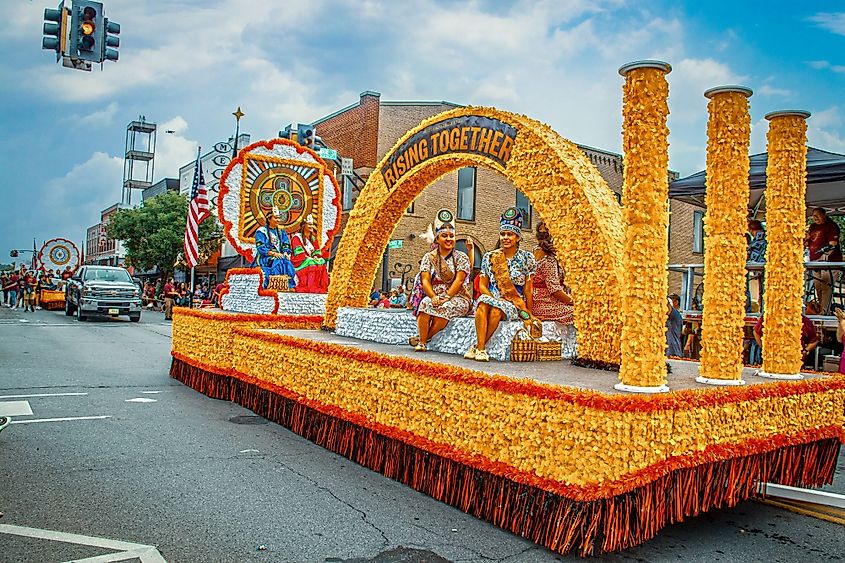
top-left (380, 115), bottom-right (518, 189)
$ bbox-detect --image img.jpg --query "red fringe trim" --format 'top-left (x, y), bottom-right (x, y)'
top-left (170, 357), bottom-right (842, 556)
top-left (231, 326), bottom-right (845, 414)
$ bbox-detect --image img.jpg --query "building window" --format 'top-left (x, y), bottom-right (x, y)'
top-left (457, 167), bottom-right (476, 221)
top-left (515, 190), bottom-right (533, 230)
top-left (407, 201), bottom-right (415, 214)
top-left (342, 176), bottom-right (354, 211)
top-left (455, 239), bottom-right (483, 269)
top-left (693, 210), bottom-right (704, 254)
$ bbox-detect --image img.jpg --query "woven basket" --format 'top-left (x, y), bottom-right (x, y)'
top-left (536, 340), bottom-right (562, 361)
top-left (510, 329), bottom-right (538, 362)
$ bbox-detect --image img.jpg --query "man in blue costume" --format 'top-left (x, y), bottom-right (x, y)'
top-left (254, 206), bottom-right (297, 290)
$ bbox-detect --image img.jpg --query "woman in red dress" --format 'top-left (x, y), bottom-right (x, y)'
top-left (531, 222), bottom-right (573, 324)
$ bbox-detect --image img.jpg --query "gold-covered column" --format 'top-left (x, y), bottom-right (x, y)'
top-left (759, 110), bottom-right (811, 379)
top-left (697, 86), bottom-right (753, 386)
top-left (616, 60), bottom-right (672, 393)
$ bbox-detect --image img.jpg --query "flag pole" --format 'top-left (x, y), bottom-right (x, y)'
top-left (188, 145), bottom-right (201, 309)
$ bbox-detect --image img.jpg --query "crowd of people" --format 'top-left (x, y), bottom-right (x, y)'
top-left (1, 265), bottom-right (75, 312)
top-left (141, 277), bottom-right (226, 320)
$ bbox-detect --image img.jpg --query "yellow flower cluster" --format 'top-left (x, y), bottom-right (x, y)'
top-left (618, 66), bottom-right (671, 387)
top-left (762, 114), bottom-right (809, 375)
top-left (699, 90), bottom-right (752, 381)
top-left (325, 106), bottom-right (625, 365)
top-left (170, 315), bottom-right (845, 495)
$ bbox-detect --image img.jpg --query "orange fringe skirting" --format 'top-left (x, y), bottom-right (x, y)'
top-left (170, 357), bottom-right (841, 556)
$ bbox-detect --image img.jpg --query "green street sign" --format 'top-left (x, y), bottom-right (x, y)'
top-left (387, 239), bottom-right (403, 250)
top-left (319, 148), bottom-right (337, 160)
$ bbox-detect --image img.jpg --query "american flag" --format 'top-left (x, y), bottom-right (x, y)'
top-left (183, 152), bottom-right (209, 268)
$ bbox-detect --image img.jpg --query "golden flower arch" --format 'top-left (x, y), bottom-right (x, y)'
top-left (325, 107), bottom-right (625, 364)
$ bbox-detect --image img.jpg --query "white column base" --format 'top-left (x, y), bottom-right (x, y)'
top-left (695, 375), bottom-right (745, 386)
top-left (755, 369), bottom-right (804, 380)
top-left (613, 382), bottom-right (670, 394)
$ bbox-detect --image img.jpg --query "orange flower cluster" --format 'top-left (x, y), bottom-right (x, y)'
top-left (700, 89), bottom-right (752, 381)
top-left (762, 114), bottom-right (809, 375)
top-left (618, 65), bottom-right (671, 387)
top-left (170, 312), bottom-right (845, 499)
top-left (325, 106), bottom-right (625, 365)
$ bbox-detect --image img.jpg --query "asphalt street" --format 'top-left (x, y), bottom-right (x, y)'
top-left (0, 305), bottom-right (842, 562)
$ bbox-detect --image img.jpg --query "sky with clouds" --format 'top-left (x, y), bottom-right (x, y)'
top-left (1, 0), bottom-right (844, 260)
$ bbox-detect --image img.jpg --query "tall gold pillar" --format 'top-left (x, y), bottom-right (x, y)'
top-left (696, 86), bottom-right (753, 386)
top-left (616, 60), bottom-right (672, 393)
top-left (759, 110), bottom-right (811, 379)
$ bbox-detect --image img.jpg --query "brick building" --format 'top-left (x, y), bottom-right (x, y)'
top-left (308, 91), bottom-right (698, 292)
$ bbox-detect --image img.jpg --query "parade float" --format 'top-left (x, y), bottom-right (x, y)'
top-left (170, 61), bottom-right (845, 556)
top-left (37, 238), bottom-right (80, 310)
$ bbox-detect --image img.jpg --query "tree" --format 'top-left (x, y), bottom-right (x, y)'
top-left (108, 191), bottom-right (223, 279)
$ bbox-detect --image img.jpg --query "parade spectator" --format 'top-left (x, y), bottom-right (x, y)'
top-left (142, 282), bottom-right (156, 309)
top-left (176, 283), bottom-right (190, 307)
top-left (666, 295), bottom-right (683, 357)
top-left (23, 270), bottom-right (37, 312)
top-left (162, 278), bottom-right (177, 320)
top-left (213, 280), bottom-right (224, 307)
top-left (389, 289), bottom-right (407, 308)
top-left (5, 271), bottom-right (19, 308)
top-left (806, 207), bottom-right (842, 313)
top-left (375, 291), bottom-right (391, 308)
top-left (2, 273), bottom-right (12, 306)
top-left (16, 268), bottom-right (27, 309)
top-left (834, 307), bottom-right (845, 374)
top-left (746, 219), bottom-right (767, 312)
top-left (369, 286), bottom-right (380, 307)
top-left (754, 302), bottom-right (820, 367)
top-left (61, 266), bottom-right (74, 280)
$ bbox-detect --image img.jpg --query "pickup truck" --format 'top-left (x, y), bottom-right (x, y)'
top-left (65, 265), bottom-right (142, 322)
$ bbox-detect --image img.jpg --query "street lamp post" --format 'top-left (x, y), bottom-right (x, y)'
top-left (232, 107), bottom-right (244, 158)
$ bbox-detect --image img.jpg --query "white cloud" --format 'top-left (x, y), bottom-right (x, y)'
top-left (64, 102), bottom-right (120, 127)
top-left (24, 152), bottom-right (125, 249)
top-left (808, 60), bottom-right (831, 69)
top-left (153, 117), bottom-right (199, 182)
top-left (809, 12), bottom-right (845, 36)
top-left (757, 85), bottom-right (792, 98)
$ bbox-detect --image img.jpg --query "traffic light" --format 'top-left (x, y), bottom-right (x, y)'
top-left (41, 1), bottom-right (67, 62)
top-left (297, 124), bottom-right (317, 149)
top-left (103, 17), bottom-right (119, 61)
top-left (69, 0), bottom-right (103, 63)
top-left (10, 250), bottom-right (18, 258)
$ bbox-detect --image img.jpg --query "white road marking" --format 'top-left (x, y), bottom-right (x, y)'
top-left (10, 415), bottom-right (111, 424)
top-left (0, 401), bottom-right (33, 416)
top-left (0, 524), bottom-right (166, 563)
top-left (0, 392), bottom-right (88, 399)
top-left (125, 398), bottom-right (157, 403)
top-left (239, 449), bottom-right (260, 453)
top-left (141, 391), bottom-right (161, 394)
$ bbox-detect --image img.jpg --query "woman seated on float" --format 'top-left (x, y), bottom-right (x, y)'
top-left (413, 209), bottom-right (473, 351)
top-left (255, 206), bottom-right (297, 290)
top-left (531, 221), bottom-right (573, 324)
top-left (466, 207), bottom-right (538, 362)
top-left (290, 214), bottom-right (330, 293)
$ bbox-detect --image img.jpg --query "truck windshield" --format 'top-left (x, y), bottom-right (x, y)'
top-left (83, 269), bottom-right (132, 283)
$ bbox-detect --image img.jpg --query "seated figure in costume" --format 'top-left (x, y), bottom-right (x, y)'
top-left (413, 209), bottom-right (472, 351)
top-left (531, 221), bottom-right (573, 324)
top-left (255, 206), bottom-right (297, 290)
top-left (290, 214), bottom-right (330, 293)
top-left (466, 207), bottom-right (538, 362)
